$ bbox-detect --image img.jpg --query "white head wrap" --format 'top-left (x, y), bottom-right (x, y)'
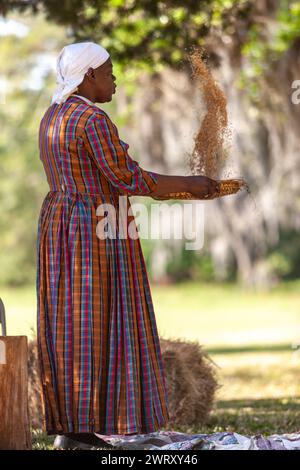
top-left (51, 41), bottom-right (110, 105)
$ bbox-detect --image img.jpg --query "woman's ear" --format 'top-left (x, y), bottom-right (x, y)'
top-left (86, 67), bottom-right (95, 79)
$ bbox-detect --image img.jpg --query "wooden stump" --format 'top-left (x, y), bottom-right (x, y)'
top-left (0, 336), bottom-right (32, 450)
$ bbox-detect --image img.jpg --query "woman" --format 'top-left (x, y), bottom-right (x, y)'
top-left (36, 42), bottom-right (219, 450)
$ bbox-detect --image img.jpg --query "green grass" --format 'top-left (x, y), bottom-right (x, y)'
top-left (178, 350), bottom-right (300, 436)
top-left (0, 285), bottom-right (38, 340)
top-left (152, 280), bottom-right (300, 348)
top-left (31, 429), bottom-right (129, 450)
top-left (1, 280), bottom-right (300, 447)
top-left (2, 280), bottom-right (300, 347)
top-left (32, 350), bottom-right (300, 449)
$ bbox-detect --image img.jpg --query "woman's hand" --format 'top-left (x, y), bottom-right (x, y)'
top-left (188, 175), bottom-right (220, 199)
top-left (149, 174), bottom-right (220, 199)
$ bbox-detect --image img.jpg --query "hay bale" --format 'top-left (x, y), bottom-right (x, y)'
top-left (28, 337), bottom-right (219, 431)
top-left (160, 338), bottom-right (219, 428)
top-left (28, 339), bottom-right (44, 430)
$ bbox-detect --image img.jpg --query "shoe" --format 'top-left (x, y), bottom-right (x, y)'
top-left (53, 434), bottom-right (114, 450)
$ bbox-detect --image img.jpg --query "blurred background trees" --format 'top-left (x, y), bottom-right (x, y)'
top-left (0, 0), bottom-right (300, 287)
top-left (1, 2), bottom-right (300, 440)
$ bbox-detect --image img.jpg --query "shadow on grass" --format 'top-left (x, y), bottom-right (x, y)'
top-left (216, 396), bottom-right (300, 410)
top-left (205, 343), bottom-right (296, 355)
top-left (195, 396), bottom-right (300, 435)
top-left (32, 397), bottom-right (300, 448)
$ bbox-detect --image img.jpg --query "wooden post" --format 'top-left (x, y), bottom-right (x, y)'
top-left (0, 336), bottom-right (32, 450)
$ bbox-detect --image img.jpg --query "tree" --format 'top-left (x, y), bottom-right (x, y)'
top-left (0, 0), bottom-right (254, 71)
top-left (0, 11), bottom-right (68, 285)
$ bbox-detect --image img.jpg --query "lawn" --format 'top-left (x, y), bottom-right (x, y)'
top-left (31, 349), bottom-right (300, 449)
top-left (151, 280), bottom-right (300, 348)
top-left (2, 280), bottom-right (300, 347)
top-left (1, 280), bottom-right (300, 448)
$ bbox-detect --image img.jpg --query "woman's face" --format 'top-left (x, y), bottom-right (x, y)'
top-left (87, 57), bottom-right (117, 103)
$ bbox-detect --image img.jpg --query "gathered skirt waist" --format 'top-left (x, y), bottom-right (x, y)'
top-left (47, 188), bottom-right (127, 203)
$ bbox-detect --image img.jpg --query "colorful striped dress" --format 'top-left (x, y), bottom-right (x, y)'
top-left (36, 94), bottom-right (170, 436)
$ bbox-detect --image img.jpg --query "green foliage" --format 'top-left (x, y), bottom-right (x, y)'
top-left (266, 252), bottom-right (292, 278)
top-left (275, 0), bottom-right (300, 52)
top-left (239, 1), bottom-right (300, 101)
top-left (1, 4), bottom-right (300, 287)
top-left (267, 228), bottom-right (300, 280)
top-left (0, 0), bottom-right (253, 72)
top-left (166, 245), bottom-right (215, 282)
top-left (0, 12), bottom-right (68, 285)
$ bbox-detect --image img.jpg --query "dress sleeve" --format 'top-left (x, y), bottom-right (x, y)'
top-left (83, 112), bottom-right (159, 196)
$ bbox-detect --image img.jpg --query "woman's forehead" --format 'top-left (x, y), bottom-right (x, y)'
top-left (93, 58), bottom-right (112, 72)
top-left (103, 57), bottom-right (113, 68)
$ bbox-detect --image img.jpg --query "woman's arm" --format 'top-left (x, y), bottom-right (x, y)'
top-left (83, 111), bottom-right (219, 199)
top-left (149, 174), bottom-right (220, 199)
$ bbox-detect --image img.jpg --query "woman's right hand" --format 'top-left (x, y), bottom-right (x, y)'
top-left (188, 175), bottom-right (220, 199)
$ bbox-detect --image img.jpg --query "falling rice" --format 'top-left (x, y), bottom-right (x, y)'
top-left (153, 48), bottom-right (249, 201)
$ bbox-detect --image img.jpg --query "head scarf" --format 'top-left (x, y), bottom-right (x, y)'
top-left (51, 41), bottom-right (110, 105)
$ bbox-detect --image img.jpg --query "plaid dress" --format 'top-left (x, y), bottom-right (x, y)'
top-left (36, 94), bottom-right (170, 435)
